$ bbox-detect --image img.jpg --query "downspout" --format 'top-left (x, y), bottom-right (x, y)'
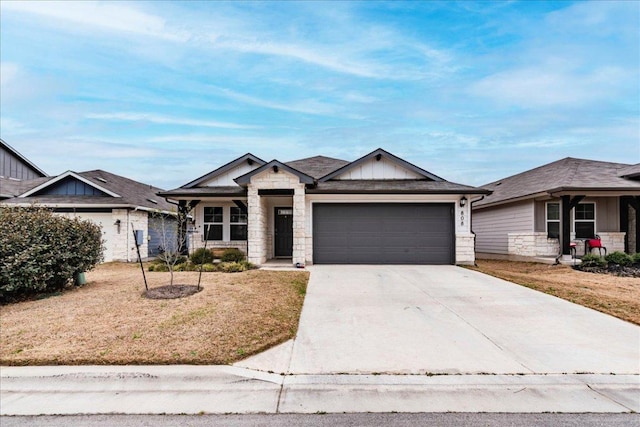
top-left (126, 210), bottom-right (130, 262)
top-left (470, 196), bottom-right (485, 267)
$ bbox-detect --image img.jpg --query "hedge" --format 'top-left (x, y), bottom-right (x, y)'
top-left (0, 207), bottom-right (104, 300)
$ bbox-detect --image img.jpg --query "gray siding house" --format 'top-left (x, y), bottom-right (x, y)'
top-left (0, 139), bottom-right (48, 199)
top-left (159, 148), bottom-right (490, 266)
top-left (473, 158), bottom-right (640, 259)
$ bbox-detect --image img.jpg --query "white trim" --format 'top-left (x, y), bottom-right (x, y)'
top-left (203, 206), bottom-right (224, 241)
top-left (573, 201), bottom-right (596, 238)
top-left (545, 202), bottom-right (560, 237)
top-left (19, 171), bottom-right (121, 198)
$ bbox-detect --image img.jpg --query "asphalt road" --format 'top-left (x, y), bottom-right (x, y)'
top-left (2, 414), bottom-right (638, 427)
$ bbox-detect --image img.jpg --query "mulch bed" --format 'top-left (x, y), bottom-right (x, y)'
top-left (144, 285), bottom-right (202, 299)
top-left (574, 264), bottom-right (640, 278)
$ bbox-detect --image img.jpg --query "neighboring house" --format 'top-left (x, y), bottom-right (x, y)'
top-left (0, 139), bottom-right (49, 199)
top-left (472, 157), bottom-right (640, 259)
top-left (1, 169), bottom-right (177, 262)
top-left (158, 148), bottom-right (489, 266)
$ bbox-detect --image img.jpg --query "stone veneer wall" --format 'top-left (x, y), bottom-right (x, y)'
top-left (508, 232), bottom-right (559, 257)
top-left (595, 232), bottom-right (625, 254)
top-left (455, 233), bottom-right (475, 265)
top-left (112, 209), bottom-right (149, 262)
top-left (246, 169), bottom-right (305, 265)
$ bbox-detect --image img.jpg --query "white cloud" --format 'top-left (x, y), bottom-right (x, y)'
top-left (0, 62), bottom-right (19, 87)
top-left (469, 65), bottom-right (631, 108)
top-left (1, 1), bottom-right (188, 41)
top-left (210, 87), bottom-right (339, 116)
top-left (85, 112), bottom-right (258, 130)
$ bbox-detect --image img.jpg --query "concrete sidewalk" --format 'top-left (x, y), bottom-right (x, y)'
top-left (1, 365), bottom-right (638, 415)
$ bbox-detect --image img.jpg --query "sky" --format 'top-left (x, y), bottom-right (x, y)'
top-left (1, 0), bottom-right (638, 190)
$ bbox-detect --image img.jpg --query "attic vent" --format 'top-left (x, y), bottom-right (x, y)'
top-left (95, 177), bottom-right (107, 183)
top-left (146, 198), bottom-right (158, 204)
top-left (495, 182), bottom-right (502, 186)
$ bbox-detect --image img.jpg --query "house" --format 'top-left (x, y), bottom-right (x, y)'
top-left (1, 169), bottom-right (177, 262)
top-left (0, 138), bottom-right (49, 199)
top-left (472, 157), bottom-right (640, 260)
top-left (158, 148), bottom-right (490, 266)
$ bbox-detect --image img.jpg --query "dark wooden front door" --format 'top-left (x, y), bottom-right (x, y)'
top-left (274, 207), bottom-right (293, 257)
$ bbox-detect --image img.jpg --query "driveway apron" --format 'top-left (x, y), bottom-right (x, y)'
top-left (287, 265), bottom-right (640, 375)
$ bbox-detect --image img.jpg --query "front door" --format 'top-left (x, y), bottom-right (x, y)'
top-left (274, 207), bottom-right (293, 257)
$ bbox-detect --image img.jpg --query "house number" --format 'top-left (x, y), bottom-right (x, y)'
top-left (460, 211), bottom-right (465, 226)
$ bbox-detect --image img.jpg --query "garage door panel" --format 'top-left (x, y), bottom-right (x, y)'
top-left (313, 203), bottom-right (453, 265)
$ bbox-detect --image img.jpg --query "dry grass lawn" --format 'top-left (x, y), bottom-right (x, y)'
top-left (0, 263), bottom-right (309, 365)
top-left (469, 260), bottom-right (640, 325)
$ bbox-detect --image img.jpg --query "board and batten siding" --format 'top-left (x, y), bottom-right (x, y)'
top-left (0, 145), bottom-right (44, 180)
top-left (473, 201), bottom-right (534, 254)
top-left (334, 157), bottom-right (423, 180)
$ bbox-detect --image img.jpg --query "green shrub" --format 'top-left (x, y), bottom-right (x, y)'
top-left (632, 253), bottom-right (640, 264)
top-left (174, 262), bottom-right (188, 272)
top-left (151, 264), bottom-right (169, 272)
top-left (0, 207), bottom-right (103, 300)
top-left (220, 248), bottom-right (245, 263)
top-left (580, 253), bottom-right (606, 268)
top-left (148, 264), bottom-right (155, 272)
top-left (201, 263), bottom-right (218, 272)
top-left (190, 248), bottom-right (214, 265)
top-left (604, 251), bottom-right (633, 266)
top-left (220, 261), bottom-right (246, 273)
top-left (240, 261), bottom-right (257, 270)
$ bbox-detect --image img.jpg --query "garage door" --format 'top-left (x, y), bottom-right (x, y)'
top-left (313, 203), bottom-right (454, 264)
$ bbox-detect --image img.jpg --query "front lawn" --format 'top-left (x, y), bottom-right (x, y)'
top-left (469, 260), bottom-right (640, 325)
top-left (0, 263), bottom-right (309, 365)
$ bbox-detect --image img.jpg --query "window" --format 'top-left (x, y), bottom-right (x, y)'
top-left (203, 207), bottom-right (223, 240)
top-left (546, 202), bottom-right (560, 238)
top-left (574, 203), bottom-right (595, 239)
top-left (230, 206), bottom-right (247, 240)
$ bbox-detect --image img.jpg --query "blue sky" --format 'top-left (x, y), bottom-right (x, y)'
top-left (1, 1), bottom-right (638, 190)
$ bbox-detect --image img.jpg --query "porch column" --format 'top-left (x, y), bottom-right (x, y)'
top-left (247, 186), bottom-right (266, 265)
top-left (292, 185), bottom-right (306, 266)
top-left (561, 195), bottom-right (584, 256)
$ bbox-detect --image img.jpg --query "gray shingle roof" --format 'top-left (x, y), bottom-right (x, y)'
top-left (158, 186), bottom-right (246, 197)
top-left (1, 170), bottom-right (175, 213)
top-left (285, 156), bottom-right (350, 179)
top-left (474, 157), bottom-right (640, 208)
top-left (310, 180), bottom-right (488, 194)
top-left (0, 176), bottom-right (50, 199)
top-left (620, 164), bottom-right (640, 179)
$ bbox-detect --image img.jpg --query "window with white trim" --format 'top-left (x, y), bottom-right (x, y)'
top-left (230, 206), bottom-right (247, 240)
top-left (574, 202), bottom-right (595, 239)
top-left (203, 207), bottom-right (223, 241)
top-left (546, 202), bottom-right (560, 238)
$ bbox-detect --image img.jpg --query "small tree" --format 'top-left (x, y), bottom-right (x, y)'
top-left (151, 211), bottom-right (186, 286)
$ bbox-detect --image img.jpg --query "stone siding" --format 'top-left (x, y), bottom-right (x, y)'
top-left (112, 209), bottom-right (149, 262)
top-left (508, 232), bottom-right (559, 257)
top-left (595, 232), bottom-right (625, 254)
top-left (455, 233), bottom-right (475, 265)
top-left (246, 169), bottom-right (305, 265)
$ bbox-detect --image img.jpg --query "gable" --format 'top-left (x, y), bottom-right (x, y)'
top-left (182, 153), bottom-right (266, 189)
top-left (200, 161), bottom-right (262, 187)
top-left (0, 140), bottom-right (48, 180)
top-left (32, 176), bottom-right (111, 196)
top-left (320, 148), bottom-right (443, 182)
top-left (332, 156), bottom-right (425, 180)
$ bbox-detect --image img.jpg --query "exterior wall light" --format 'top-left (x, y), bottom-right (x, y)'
top-left (114, 219), bottom-right (121, 233)
top-left (459, 196), bottom-right (467, 208)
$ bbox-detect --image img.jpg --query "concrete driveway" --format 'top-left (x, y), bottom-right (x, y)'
top-left (287, 265), bottom-right (640, 375)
